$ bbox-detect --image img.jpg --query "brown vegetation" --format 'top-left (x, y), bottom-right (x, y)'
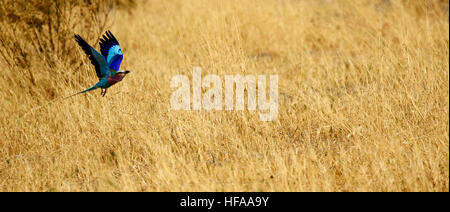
top-left (0, 0), bottom-right (448, 191)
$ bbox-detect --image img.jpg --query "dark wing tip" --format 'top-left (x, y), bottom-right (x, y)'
top-left (74, 34), bottom-right (81, 42)
top-left (99, 30), bottom-right (121, 58)
top-left (74, 35), bottom-right (86, 48)
top-left (106, 30), bottom-right (113, 38)
top-left (74, 34), bottom-right (103, 79)
top-left (107, 30), bottom-right (119, 43)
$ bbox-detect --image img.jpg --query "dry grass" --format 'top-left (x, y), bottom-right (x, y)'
top-left (0, 0), bottom-right (448, 192)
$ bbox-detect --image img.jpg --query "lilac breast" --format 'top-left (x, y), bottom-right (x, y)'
top-left (107, 75), bottom-right (123, 86)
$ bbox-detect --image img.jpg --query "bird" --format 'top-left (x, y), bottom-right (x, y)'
top-left (69, 30), bottom-right (130, 98)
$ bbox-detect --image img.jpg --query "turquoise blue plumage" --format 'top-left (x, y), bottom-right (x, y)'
top-left (100, 31), bottom-right (124, 71)
top-left (70, 31), bottom-right (130, 98)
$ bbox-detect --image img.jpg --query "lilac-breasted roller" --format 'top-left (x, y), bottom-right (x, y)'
top-left (71, 31), bottom-right (130, 97)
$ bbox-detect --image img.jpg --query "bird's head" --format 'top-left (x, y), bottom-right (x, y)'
top-left (116, 70), bottom-right (130, 78)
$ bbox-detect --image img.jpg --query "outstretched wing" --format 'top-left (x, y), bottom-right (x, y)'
top-left (99, 31), bottom-right (123, 71)
top-left (74, 34), bottom-right (110, 79)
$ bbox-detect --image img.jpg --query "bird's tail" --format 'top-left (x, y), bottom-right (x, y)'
top-left (63, 91), bottom-right (83, 99)
top-left (14, 85), bottom-right (99, 123)
top-left (63, 85), bottom-right (98, 99)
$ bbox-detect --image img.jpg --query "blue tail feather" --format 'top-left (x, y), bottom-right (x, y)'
top-left (64, 85), bottom-right (98, 99)
top-left (81, 85), bottom-right (98, 93)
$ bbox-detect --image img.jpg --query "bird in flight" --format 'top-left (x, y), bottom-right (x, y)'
top-left (71, 31), bottom-right (130, 97)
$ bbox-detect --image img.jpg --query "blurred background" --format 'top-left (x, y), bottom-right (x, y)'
top-left (0, 0), bottom-right (448, 191)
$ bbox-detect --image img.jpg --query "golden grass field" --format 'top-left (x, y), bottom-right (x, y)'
top-left (0, 0), bottom-right (448, 191)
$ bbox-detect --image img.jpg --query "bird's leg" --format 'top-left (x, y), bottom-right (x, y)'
top-left (100, 89), bottom-right (105, 97)
top-left (102, 88), bottom-right (107, 97)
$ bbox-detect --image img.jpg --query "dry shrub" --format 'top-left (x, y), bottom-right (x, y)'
top-left (0, 0), bottom-right (130, 99)
top-left (0, 0), bottom-right (448, 192)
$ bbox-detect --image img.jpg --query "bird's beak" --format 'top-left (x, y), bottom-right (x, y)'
top-left (125, 70), bottom-right (130, 74)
